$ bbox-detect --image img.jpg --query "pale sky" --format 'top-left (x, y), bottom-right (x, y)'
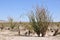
top-left (0, 0), bottom-right (60, 22)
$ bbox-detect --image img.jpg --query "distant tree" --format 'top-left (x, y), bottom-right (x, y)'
top-left (28, 6), bottom-right (52, 37)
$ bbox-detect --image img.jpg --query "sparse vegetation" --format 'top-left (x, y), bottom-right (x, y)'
top-left (0, 6), bottom-right (59, 37)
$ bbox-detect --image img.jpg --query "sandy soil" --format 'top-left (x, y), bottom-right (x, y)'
top-left (0, 30), bottom-right (60, 40)
top-left (0, 35), bottom-right (60, 40)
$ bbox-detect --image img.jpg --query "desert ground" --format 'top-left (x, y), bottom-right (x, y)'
top-left (0, 30), bottom-right (60, 40)
top-left (0, 36), bottom-right (60, 40)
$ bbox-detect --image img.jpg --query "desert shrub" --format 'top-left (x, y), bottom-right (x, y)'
top-left (8, 17), bottom-right (16, 30)
top-left (28, 6), bottom-right (52, 37)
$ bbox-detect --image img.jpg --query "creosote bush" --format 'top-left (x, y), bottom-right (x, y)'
top-left (28, 6), bottom-right (52, 37)
top-left (8, 17), bottom-right (16, 30)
